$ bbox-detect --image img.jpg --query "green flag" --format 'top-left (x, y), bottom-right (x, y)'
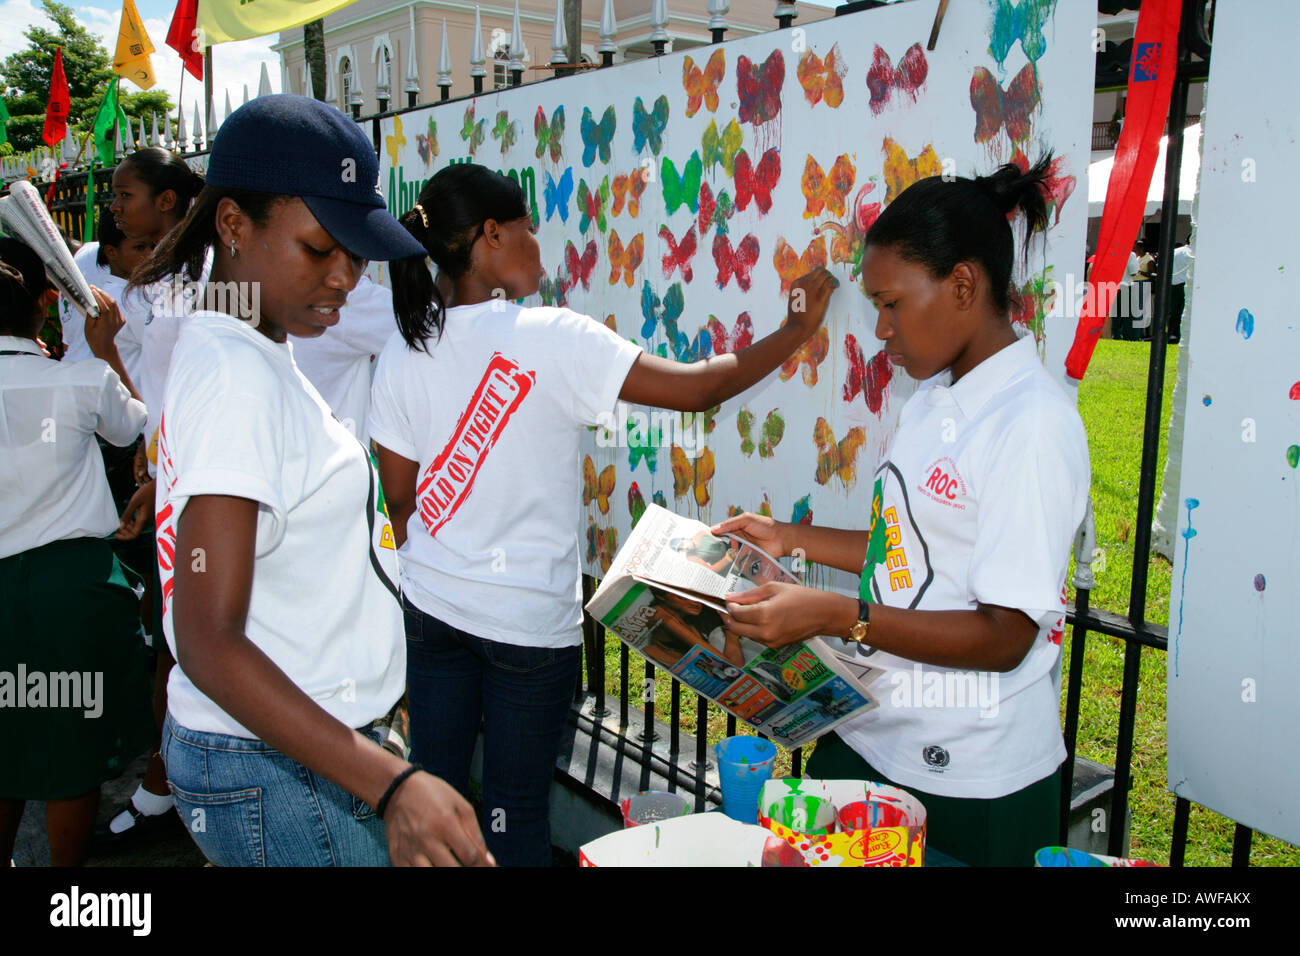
top-left (91, 81), bottom-right (120, 165)
top-left (0, 97), bottom-right (10, 147)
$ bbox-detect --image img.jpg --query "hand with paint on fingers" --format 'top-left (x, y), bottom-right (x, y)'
top-left (710, 512), bottom-right (791, 559)
top-left (723, 581), bottom-right (857, 649)
top-left (785, 267), bottom-right (838, 338)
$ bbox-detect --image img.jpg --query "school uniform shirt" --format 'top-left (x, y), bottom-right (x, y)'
top-left (836, 335), bottom-right (1090, 800)
top-left (0, 336), bottom-right (146, 559)
top-left (58, 243), bottom-right (147, 387)
top-left (368, 302), bottom-right (642, 648)
top-left (140, 250), bottom-right (213, 478)
top-left (154, 311), bottom-right (404, 738)
top-left (291, 275), bottom-right (395, 446)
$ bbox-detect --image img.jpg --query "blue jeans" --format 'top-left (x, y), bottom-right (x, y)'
top-left (161, 713), bottom-right (390, 866)
top-left (403, 597), bottom-right (581, 867)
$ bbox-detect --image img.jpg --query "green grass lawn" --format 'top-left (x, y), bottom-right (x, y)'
top-left (589, 340), bottom-right (1299, 866)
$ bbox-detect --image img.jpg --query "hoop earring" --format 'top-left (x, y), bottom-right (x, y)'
top-left (230, 241), bottom-right (238, 259)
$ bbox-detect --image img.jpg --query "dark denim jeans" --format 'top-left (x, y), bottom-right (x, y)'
top-left (403, 597), bottom-right (581, 868)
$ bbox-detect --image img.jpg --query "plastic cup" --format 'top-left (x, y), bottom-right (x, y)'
top-left (714, 736), bottom-right (777, 823)
top-left (620, 790), bottom-right (690, 828)
top-left (837, 798), bottom-right (910, 832)
top-left (763, 794), bottom-right (837, 835)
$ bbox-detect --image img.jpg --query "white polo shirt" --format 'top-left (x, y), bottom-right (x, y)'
top-left (835, 335), bottom-right (1090, 799)
top-left (0, 336), bottom-right (147, 559)
top-left (291, 275), bottom-right (395, 446)
top-left (369, 302), bottom-right (642, 648)
top-left (155, 312), bottom-right (404, 738)
top-left (58, 243), bottom-right (148, 389)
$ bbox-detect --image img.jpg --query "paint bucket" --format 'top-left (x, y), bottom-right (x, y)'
top-left (837, 799), bottom-right (911, 832)
top-left (620, 790), bottom-right (691, 828)
top-left (762, 793), bottom-right (837, 835)
top-left (714, 736), bottom-right (777, 823)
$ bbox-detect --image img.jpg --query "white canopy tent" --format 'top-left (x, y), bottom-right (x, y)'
top-left (1088, 122), bottom-right (1201, 218)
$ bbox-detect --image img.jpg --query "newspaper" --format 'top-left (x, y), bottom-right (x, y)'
top-left (585, 504), bottom-right (882, 749)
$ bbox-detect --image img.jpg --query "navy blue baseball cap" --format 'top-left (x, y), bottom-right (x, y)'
top-left (205, 94), bottom-right (426, 262)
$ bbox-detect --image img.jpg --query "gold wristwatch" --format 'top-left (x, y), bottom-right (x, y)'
top-left (848, 598), bottom-right (872, 644)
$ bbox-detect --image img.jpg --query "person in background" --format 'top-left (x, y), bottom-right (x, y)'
top-left (0, 238), bottom-right (154, 865)
top-left (1168, 239), bottom-right (1193, 344)
top-left (290, 272), bottom-right (394, 447)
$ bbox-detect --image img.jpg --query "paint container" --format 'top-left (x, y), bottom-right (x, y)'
top-left (620, 790), bottom-right (691, 828)
top-left (837, 799), bottom-right (910, 832)
top-left (763, 794), bottom-right (837, 835)
top-left (714, 736), bottom-right (777, 823)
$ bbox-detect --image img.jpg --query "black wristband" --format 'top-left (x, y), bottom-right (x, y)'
top-left (376, 763), bottom-right (422, 820)
top-left (857, 598), bottom-right (872, 624)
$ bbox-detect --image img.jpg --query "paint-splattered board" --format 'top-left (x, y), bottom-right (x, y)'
top-left (373, 0), bottom-right (1093, 588)
top-left (1167, 0), bottom-right (1300, 846)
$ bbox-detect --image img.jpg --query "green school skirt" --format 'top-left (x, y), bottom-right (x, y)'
top-left (805, 731), bottom-right (1063, 867)
top-left (0, 537), bottom-right (155, 800)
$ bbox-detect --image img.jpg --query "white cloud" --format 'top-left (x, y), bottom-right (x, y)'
top-left (2, 0), bottom-right (282, 147)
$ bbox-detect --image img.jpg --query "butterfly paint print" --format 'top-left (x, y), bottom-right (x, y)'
top-left (416, 117), bottom-right (438, 165)
top-left (1011, 148), bottom-right (1075, 226)
top-left (632, 95), bottom-right (670, 156)
top-left (586, 517), bottom-right (619, 574)
top-left (491, 111), bottom-right (517, 155)
top-left (988, 0), bottom-right (1058, 71)
top-left (706, 312), bottom-right (753, 354)
top-left (881, 138), bottom-right (943, 203)
top-left (611, 170), bottom-right (648, 217)
top-left (772, 235), bottom-right (828, 294)
top-left (734, 148), bottom-right (781, 215)
top-left (737, 407), bottom-right (785, 458)
top-left (700, 118), bottom-right (743, 177)
top-left (580, 105), bottom-right (617, 166)
top-left (385, 115), bottom-right (407, 171)
top-left (866, 43), bottom-right (928, 115)
top-left (682, 49), bottom-right (725, 117)
top-left (842, 333), bottom-right (894, 416)
top-left (797, 43), bottom-right (846, 108)
top-left (662, 152), bottom-right (703, 215)
top-left (607, 230), bottom-right (644, 287)
top-left (659, 224), bottom-right (698, 283)
top-left (639, 280), bottom-right (686, 342)
top-left (538, 268), bottom-right (569, 307)
top-left (791, 494), bottom-right (813, 525)
top-left (696, 182), bottom-right (735, 238)
top-left (461, 105), bottom-right (486, 156)
top-left (544, 167), bottom-right (574, 222)
top-left (970, 64), bottom-right (1040, 145)
top-left (737, 50), bottom-right (784, 128)
top-left (628, 481), bottom-right (647, 527)
top-left (713, 232), bottom-right (760, 292)
top-left (779, 324), bottom-right (829, 386)
top-left (583, 455), bottom-right (617, 514)
top-left (627, 416), bottom-right (663, 473)
top-left (813, 417), bottom-right (867, 489)
top-left (534, 105), bottom-right (566, 163)
top-left (577, 176), bottom-right (610, 234)
top-left (1010, 266), bottom-right (1057, 344)
top-left (564, 240), bottom-right (599, 292)
top-left (802, 154), bottom-right (855, 219)
top-left (670, 445), bottom-right (716, 508)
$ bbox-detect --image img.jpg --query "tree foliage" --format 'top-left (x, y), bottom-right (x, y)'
top-left (0, 0), bottom-right (174, 154)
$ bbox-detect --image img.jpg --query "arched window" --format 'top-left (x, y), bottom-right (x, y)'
top-left (339, 55), bottom-right (353, 110)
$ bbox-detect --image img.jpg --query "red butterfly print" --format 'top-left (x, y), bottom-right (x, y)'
top-left (969, 64), bottom-right (1039, 145)
top-left (734, 148), bottom-right (781, 215)
top-left (737, 50), bottom-right (784, 128)
top-left (564, 240), bottom-right (599, 291)
top-left (713, 232), bottom-right (760, 291)
top-left (1010, 147), bottom-right (1076, 226)
top-left (659, 224), bottom-right (698, 283)
top-left (866, 43), bottom-right (928, 115)
top-left (842, 333), bottom-right (893, 415)
top-left (707, 312), bottom-right (754, 355)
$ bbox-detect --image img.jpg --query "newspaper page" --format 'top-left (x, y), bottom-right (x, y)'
top-left (586, 504), bottom-right (883, 749)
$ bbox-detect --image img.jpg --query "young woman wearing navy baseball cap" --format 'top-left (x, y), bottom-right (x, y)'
top-left (373, 162), bottom-right (838, 866)
top-left (714, 157), bottom-right (1091, 867)
top-left (131, 94), bottom-right (492, 867)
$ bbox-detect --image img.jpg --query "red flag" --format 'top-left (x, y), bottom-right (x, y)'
top-left (1064, 0), bottom-right (1182, 381)
top-left (167, 0), bottom-right (204, 81)
top-left (41, 46), bottom-right (70, 147)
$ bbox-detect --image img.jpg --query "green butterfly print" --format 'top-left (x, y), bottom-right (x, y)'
top-left (701, 118), bottom-right (743, 177)
top-left (461, 105), bottom-right (485, 156)
top-left (627, 418), bottom-right (662, 473)
top-left (577, 176), bottom-right (610, 234)
top-left (737, 408), bottom-right (785, 458)
top-left (681, 404), bottom-right (719, 437)
top-left (661, 151), bottom-right (703, 215)
top-left (491, 111), bottom-right (517, 155)
top-left (535, 105), bottom-right (566, 163)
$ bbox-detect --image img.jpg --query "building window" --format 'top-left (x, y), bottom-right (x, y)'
top-left (339, 56), bottom-right (353, 110)
top-left (493, 53), bottom-right (509, 89)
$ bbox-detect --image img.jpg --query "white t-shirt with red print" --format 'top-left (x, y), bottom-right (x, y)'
top-left (155, 311), bottom-right (405, 738)
top-left (836, 335), bottom-right (1090, 799)
top-left (368, 301), bottom-right (642, 649)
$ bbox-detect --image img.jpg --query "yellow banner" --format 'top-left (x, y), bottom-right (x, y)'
top-left (113, 0), bottom-right (156, 90)
top-left (197, 0), bottom-right (359, 46)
